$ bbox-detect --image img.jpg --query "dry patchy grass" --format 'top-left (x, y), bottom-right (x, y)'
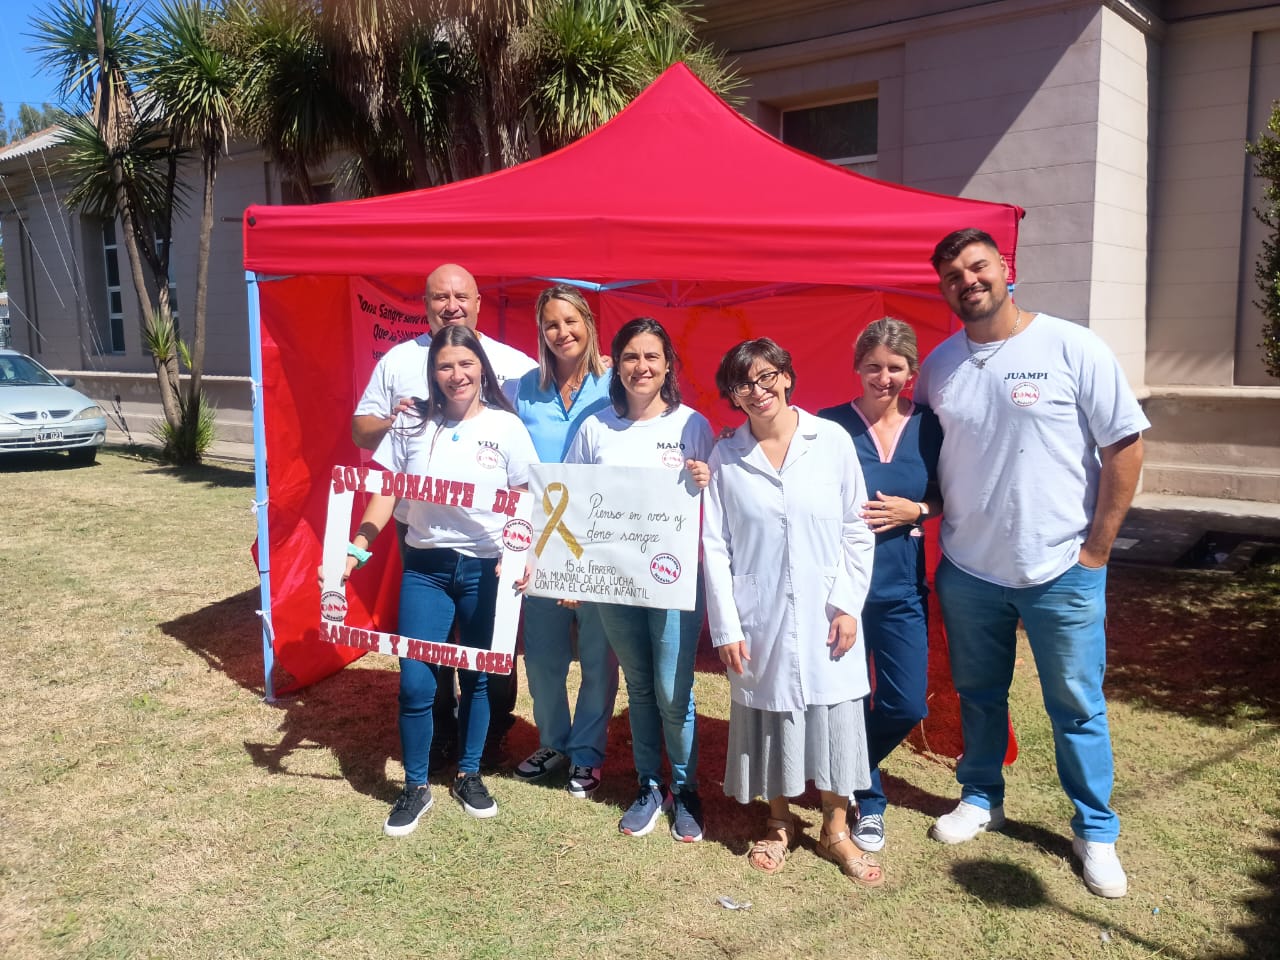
top-left (0, 450), bottom-right (1277, 959)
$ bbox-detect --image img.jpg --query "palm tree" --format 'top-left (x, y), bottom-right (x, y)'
top-left (223, 0), bottom-right (736, 197)
top-left (222, 0), bottom-right (351, 201)
top-left (519, 0), bottom-right (739, 153)
top-left (143, 0), bottom-right (239, 405)
top-left (31, 0), bottom-right (190, 433)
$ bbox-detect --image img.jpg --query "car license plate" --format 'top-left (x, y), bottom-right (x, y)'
top-left (36, 430), bottom-right (64, 442)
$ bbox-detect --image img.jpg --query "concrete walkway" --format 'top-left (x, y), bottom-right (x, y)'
top-left (1118, 492), bottom-right (1280, 568)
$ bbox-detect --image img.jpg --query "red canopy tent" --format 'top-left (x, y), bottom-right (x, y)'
top-left (241, 62), bottom-right (1024, 702)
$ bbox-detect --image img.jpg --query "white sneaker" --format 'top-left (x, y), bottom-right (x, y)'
top-left (930, 800), bottom-right (1005, 844)
top-left (1072, 837), bottom-right (1128, 898)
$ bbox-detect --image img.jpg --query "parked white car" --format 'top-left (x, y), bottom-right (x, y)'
top-left (0, 349), bottom-right (107, 464)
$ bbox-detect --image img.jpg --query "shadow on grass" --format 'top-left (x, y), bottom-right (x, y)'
top-left (96, 442), bottom-right (257, 489)
top-left (1105, 564), bottom-right (1280, 725)
top-left (0, 450), bottom-right (97, 472)
top-left (139, 461), bottom-right (256, 489)
top-left (240, 665), bottom-right (403, 802)
top-left (159, 588), bottom-right (404, 801)
top-left (160, 588), bottom-right (266, 691)
top-left (1216, 826), bottom-right (1280, 960)
top-left (951, 860), bottom-right (1195, 959)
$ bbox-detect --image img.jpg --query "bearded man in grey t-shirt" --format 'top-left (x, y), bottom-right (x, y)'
top-left (914, 228), bottom-right (1148, 900)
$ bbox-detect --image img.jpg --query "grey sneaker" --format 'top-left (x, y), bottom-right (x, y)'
top-left (618, 784), bottom-right (671, 836)
top-left (566, 764), bottom-right (602, 799)
top-left (451, 773), bottom-right (498, 819)
top-left (852, 812), bottom-right (885, 852)
top-left (669, 789), bottom-right (704, 842)
top-left (931, 800), bottom-right (1005, 844)
top-left (514, 746), bottom-right (567, 781)
top-left (383, 784), bottom-right (433, 837)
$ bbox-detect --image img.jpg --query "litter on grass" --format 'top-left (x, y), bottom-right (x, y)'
top-left (717, 896), bottom-right (752, 910)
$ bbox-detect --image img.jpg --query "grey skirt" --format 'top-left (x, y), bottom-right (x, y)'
top-left (722, 698), bottom-right (871, 804)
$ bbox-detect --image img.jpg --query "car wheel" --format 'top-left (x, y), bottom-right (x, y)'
top-left (68, 446), bottom-right (98, 466)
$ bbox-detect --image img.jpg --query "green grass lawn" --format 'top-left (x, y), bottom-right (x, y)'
top-left (1, 449), bottom-right (1276, 959)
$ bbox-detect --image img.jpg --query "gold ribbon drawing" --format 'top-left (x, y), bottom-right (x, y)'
top-left (535, 482), bottom-right (584, 558)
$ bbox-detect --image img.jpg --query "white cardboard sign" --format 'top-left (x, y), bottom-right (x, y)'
top-left (527, 463), bottom-right (700, 611)
top-left (317, 465), bottom-right (531, 674)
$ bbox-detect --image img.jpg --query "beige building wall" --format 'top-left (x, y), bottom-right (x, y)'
top-left (1142, 5), bottom-right (1280, 501)
top-left (1089, 6), bottom-right (1152, 384)
top-left (702, 0), bottom-right (1280, 502)
top-left (0, 137), bottom-right (281, 443)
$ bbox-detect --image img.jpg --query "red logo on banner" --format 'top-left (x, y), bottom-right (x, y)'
top-left (502, 519), bottom-right (533, 552)
top-left (650, 553), bottom-right (681, 585)
top-left (321, 590), bottom-right (348, 622)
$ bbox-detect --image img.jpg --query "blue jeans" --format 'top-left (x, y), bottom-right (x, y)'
top-left (397, 547), bottom-right (499, 783)
top-left (523, 597), bottom-right (619, 768)
top-left (856, 594), bottom-right (930, 817)
top-left (935, 557), bottom-right (1118, 841)
top-left (596, 584), bottom-right (704, 792)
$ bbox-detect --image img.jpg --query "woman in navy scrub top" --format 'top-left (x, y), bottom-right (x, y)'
top-left (818, 317), bottom-right (942, 854)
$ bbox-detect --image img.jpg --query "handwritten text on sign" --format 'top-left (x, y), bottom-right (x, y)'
top-left (529, 463), bottom-right (700, 611)
top-left (318, 465), bottom-right (531, 673)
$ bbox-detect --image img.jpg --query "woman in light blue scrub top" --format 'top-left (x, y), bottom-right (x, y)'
top-left (506, 285), bottom-right (618, 799)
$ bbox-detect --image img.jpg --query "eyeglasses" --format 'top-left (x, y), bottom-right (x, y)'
top-left (730, 369), bottom-right (781, 397)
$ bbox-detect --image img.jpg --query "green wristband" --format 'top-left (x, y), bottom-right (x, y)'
top-left (347, 543), bottom-right (373, 568)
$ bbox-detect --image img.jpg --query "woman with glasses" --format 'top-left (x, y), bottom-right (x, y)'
top-left (701, 338), bottom-right (881, 886)
top-left (507, 285), bottom-right (619, 800)
top-left (564, 317), bottom-right (713, 842)
top-left (817, 318), bottom-right (941, 855)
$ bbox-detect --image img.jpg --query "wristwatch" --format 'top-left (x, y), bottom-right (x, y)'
top-left (915, 502), bottom-right (930, 524)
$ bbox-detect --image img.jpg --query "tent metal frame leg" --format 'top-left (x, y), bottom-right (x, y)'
top-left (246, 270), bottom-right (276, 702)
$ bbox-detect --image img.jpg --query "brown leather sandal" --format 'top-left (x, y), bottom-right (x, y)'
top-left (816, 829), bottom-right (885, 887)
top-left (747, 817), bottom-right (795, 874)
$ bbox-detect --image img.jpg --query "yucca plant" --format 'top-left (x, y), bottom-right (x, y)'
top-left (143, 310), bottom-right (217, 462)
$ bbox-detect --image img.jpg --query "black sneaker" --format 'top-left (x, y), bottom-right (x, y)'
top-left (619, 784), bottom-right (671, 836)
top-left (383, 784), bottom-right (433, 837)
top-left (451, 773), bottom-right (498, 819)
top-left (515, 747), bottom-right (568, 782)
top-left (669, 788), bottom-right (705, 842)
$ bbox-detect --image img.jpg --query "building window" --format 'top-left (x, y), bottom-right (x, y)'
top-left (782, 97), bottom-right (878, 177)
top-left (102, 220), bottom-right (126, 353)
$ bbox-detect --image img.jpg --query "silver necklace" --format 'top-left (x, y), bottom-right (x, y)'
top-left (966, 310), bottom-right (1024, 368)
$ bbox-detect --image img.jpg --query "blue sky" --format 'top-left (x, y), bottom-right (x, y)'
top-left (0, 0), bottom-right (67, 128)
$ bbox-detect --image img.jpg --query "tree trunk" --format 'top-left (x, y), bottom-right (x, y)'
top-left (190, 145), bottom-right (215, 399)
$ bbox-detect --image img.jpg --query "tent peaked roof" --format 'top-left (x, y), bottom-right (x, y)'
top-left (243, 62), bottom-right (1023, 289)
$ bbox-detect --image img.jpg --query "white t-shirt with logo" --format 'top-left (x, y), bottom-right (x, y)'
top-left (373, 405), bottom-right (537, 558)
top-left (915, 313), bottom-right (1150, 587)
top-left (355, 331), bottom-right (537, 421)
top-left (564, 403), bottom-right (714, 470)
top-left (356, 331), bottom-right (536, 524)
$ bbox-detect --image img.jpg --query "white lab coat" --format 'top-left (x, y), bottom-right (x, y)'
top-left (701, 408), bottom-right (875, 712)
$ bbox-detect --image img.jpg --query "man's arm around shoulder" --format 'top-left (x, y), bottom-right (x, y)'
top-left (1079, 433), bottom-right (1143, 568)
top-left (352, 414), bottom-right (394, 451)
